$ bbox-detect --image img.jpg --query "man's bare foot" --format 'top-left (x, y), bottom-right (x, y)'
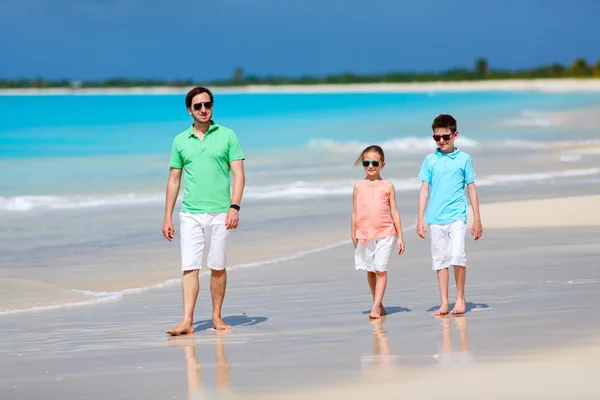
top-left (434, 302), bottom-right (449, 316)
top-left (451, 297), bottom-right (466, 314)
top-left (166, 320), bottom-right (194, 336)
top-left (213, 317), bottom-right (232, 331)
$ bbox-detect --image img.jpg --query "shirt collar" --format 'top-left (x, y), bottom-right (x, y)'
top-left (187, 120), bottom-right (219, 138)
top-left (435, 147), bottom-right (461, 159)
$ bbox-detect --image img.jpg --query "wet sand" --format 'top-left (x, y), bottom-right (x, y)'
top-left (1, 193), bottom-right (600, 399)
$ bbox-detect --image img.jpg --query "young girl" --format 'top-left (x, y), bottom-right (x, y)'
top-left (352, 145), bottom-right (405, 319)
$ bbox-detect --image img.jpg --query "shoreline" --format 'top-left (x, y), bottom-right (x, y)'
top-left (1, 78), bottom-right (600, 96)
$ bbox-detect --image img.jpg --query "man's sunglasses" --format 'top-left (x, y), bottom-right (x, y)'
top-left (192, 102), bottom-right (213, 110)
top-left (432, 133), bottom-right (455, 141)
top-left (362, 160), bottom-right (380, 167)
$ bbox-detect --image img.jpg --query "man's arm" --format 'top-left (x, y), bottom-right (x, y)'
top-left (162, 167), bottom-right (182, 241)
top-left (467, 182), bottom-right (483, 240)
top-left (388, 183), bottom-right (404, 254)
top-left (225, 160), bottom-right (245, 229)
top-left (417, 182), bottom-right (429, 238)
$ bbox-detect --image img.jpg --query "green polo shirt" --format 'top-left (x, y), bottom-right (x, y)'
top-left (169, 122), bottom-right (245, 213)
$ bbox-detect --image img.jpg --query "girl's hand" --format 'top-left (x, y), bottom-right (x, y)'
top-left (398, 239), bottom-right (405, 255)
top-left (352, 235), bottom-right (358, 248)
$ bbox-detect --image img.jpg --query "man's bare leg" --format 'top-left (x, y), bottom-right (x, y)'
top-left (369, 271), bottom-right (387, 319)
top-left (211, 269), bottom-right (232, 330)
top-left (167, 269), bottom-right (199, 335)
top-left (451, 266), bottom-right (467, 314)
top-left (434, 268), bottom-right (449, 316)
top-left (368, 272), bottom-right (387, 316)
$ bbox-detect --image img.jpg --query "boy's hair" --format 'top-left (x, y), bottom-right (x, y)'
top-left (185, 86), bottom-right (214, 108)
top-left (354, 145), bottom-right (385, 166)
top-left (432, 114), bottom-right (457, 133)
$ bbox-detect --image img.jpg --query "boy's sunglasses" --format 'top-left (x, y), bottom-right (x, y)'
top-left (432, 133), bottom-right (455, 141)
top-left (192, 101), bottom-right (213, 110)
top-left (362, 160), bottom-right (380, 167)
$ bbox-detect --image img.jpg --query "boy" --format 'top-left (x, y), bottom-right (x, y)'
top-left (417, 114), bottom-right (483, 315)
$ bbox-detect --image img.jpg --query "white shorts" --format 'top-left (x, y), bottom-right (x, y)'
top-left (179, 212), bottom-right (230, 271)
top-left (355, 235), bottom-right (397, 272)
top-left (429, 220), bottom-right (467, 270)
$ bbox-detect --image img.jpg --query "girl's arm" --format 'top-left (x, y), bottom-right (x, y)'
top-left (388, 183), bottom-right (404, 254)
top-left (351, 183), bottom-right (358, 248)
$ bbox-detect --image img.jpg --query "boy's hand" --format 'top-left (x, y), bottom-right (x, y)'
top-left (417, 220), bottom-right (428, 239)
top-left (398, 238), bottom-right (405, 255)
top-left (471, 220), bottom-right (483, 240)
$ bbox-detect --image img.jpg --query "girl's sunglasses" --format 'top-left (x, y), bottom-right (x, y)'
top-left (432, 133), bottom-right (455, 141)
top-left (192, 101), bottom-right (213, 110)
top-left (362, 160), bottom-right (380, 167)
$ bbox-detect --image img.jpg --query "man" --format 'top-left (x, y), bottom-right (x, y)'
top-left (162, 86), bottom-right (245, 335)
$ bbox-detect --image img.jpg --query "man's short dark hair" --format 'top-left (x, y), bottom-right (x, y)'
top-left (432, 114), bottom-right (457, 133)
top-left (185, 87), bottom-right (214, 108)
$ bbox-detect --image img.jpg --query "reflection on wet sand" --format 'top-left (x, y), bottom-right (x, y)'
top-left (362, 316), bottom-right (395, 378)
top-left (167, 330), bottom-right (232, 399)
top-left (435, 315), bottom-right (472, 367)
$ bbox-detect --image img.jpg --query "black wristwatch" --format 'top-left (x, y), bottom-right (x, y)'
top-left (230, 204), bottom-right (240, 211)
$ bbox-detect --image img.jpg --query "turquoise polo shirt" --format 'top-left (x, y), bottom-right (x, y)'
top-left (418, 148), bottom-right (476, 225)
top-left (169, 122), bottom-right (245, 213)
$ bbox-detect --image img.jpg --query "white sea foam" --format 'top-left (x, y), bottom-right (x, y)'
top-left (2, 167), bottom-right (600, 211)
top-left (308, 136), bottom-right (480, 153)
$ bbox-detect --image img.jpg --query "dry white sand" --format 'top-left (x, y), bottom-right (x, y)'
top-left (2, 78), bottom-right (600, 95)
top-left (469, 194), bottom-right (600, 229)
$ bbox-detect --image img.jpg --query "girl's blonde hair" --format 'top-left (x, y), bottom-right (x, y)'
top-left (354, 145), bottom-right (385, 166)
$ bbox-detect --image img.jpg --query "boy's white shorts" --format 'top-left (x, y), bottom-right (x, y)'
top-left (355, 235), bottom-right (397, 272)
top-left (429, 220), bottom-right (467, 270)
top-left (179, 212), bottom-right (230, 271)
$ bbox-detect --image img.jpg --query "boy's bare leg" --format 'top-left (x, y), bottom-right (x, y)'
top-left (211, 269), bottom-right (232, 330)
top-left (369, 271), bottom-right (387, 319)
top-left (368, 272), bottom-right (386, 316)
top-left (434, 268), bottom-right (449, 315)
top-left (167, 270), bottom-right (199, 336)
top-left (451, 266), bottom-right (467, 314)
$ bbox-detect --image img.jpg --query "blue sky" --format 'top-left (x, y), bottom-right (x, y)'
top-left (1, 0), bottom-right (598, 81)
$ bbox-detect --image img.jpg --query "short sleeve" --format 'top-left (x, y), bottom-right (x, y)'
top-left (168, 139), bottom-right (183, 168)
top-left (417, 157), bottom-right (431, 183)
top-left (464, 156), bottom-right (476, 184)
top-left (228, 131), bottom-right (245, 162)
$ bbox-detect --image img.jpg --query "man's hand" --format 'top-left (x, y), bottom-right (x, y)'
top-left (417, 220), bottom-right (428, 239)
top-left (225, 208), bottom-right (239, 230)
top-left (471, 220), bottom-right (483, 240)
top-left (398, 238), bottom-right (405, 255)
top-left (162, 219), bottom-right (174, 241)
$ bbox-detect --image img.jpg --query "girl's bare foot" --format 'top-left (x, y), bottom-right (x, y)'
top-left (166, 320), bottom-right (194, 336)
top-left (434, 302), bottom-right (449, 316)
top-left (369, 305), bottom-right (382, 319)
top-left (451, 297), bottom-right (466, 314)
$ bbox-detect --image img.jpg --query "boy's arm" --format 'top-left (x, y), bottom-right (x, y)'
top-left (417, 182), bottom-right (429, 239)
top-left (388, 183), bottom-right (404, 254)
top-left (351, 183), bottom-right (358, 248)
top-left (467, 182), bottom-right (483, 240)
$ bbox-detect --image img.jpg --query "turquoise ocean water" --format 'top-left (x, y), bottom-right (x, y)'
top-left (1, 90), bottom-right (600, 314)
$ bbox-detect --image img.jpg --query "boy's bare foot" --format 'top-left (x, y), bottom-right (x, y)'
top-left (166, 320), bottom-right (195, 336)
top-left (213, 317), bottom-right (232, 331)
top-left (451, 298), bottom-right (466, 314)
top-left (434, 302), bottom-right (449, 316)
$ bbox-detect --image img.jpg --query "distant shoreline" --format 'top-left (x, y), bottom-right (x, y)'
top-left (2, 78), bottom-right (600, 96)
